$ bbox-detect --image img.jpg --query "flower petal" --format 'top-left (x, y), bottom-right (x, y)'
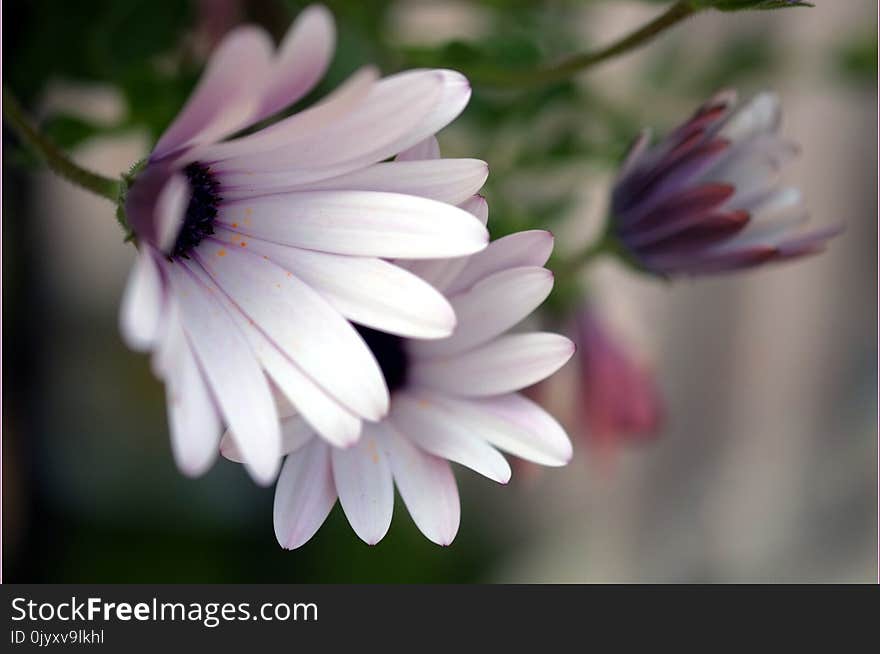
top-left (331, 423), bottom-right (394, 545)
top-left (162, 309), bottom-right (222, 477)
top-left (150, 296), bottom-right (181, 381)
top-left (617, 128), bottom-right (652, 178)
top-left (152, 26), bottom-right (273, 159)
top-left (619, 183), bottom-right (735, 245)
top-left (719, 92), bottom-right (781, 142)
top-left (380, 420), bottom-right (460, 545)
top-left (213, 69), bottom-right (444, 176)
top-left (217, 229), bottom-right (455, 338)
top-left (217, 191), bottom-right (488, 259)
top-left (389, 392), bottom-right (511, 483)
top-left (210, 278), bottom-right (362, 447)
top-left (396, 136), bottom-right (441, 161)
top-left (255, 4), bottom-right (336, 121)
top-left (273, 440), bottom-right (337, 550)
top-left (382, 70), bottom-right (471, 159)
top-left (221, 415), bottom-right (315, 463)
top-left (196, 66), bottom-right (378, 165)
top-left (444, 230), bottom-right (554, 296)
top-left (398, 195), bottom-right (489, 290)
top-left (410, 267), bottom-right (554, 359)
top-left (416, 391), bottom-right (572, 467)
top-left (223, 159), bottom-right (489, 205)
top-left (155, 174), bottom-right (191, 253)
top-left (410, 332), bottom-right (575, 397)
top-left (193, 239), bottom-right (389, 420)
top-left (168, 261), bottom-right (281, 484)
top-left (119, 249), bottom-right (165, 352)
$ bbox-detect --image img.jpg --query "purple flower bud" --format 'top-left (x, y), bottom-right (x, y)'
top-left (611, 91), bottom-right (840, 276)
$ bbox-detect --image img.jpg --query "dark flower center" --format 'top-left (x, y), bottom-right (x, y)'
top-left (355, 326), bottom-right (408, 393)
top-left (173, 162), bottom-right (221, 257)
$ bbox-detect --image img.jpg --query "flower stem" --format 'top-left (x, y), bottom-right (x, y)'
top-left (468, 1), bottom-right (699, 88)
top-left (3, 87), bottom-right (121, 203)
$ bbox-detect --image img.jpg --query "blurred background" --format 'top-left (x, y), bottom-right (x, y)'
top-left (3, 0), bottom-right (877, 582)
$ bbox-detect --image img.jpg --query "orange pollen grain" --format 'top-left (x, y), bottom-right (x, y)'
top-left (367, 439), bottom-right (380, 464)
top-left (217, 249), bottom-right (227, 257)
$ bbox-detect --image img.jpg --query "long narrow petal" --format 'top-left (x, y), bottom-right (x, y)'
top-left (150, 296), bottom-right (181, 381)
top-left (213, 70), bottom-right (444, 175)
top-left (152, 26), bottom-right (273, 159)
top-left (618, 139), bottom-right (730, 224)
top-left (154, 175), bottom-right (191, 253)
top-left (774, 224), bottom-right (844, 257)
top-left (119, 249), bottom-right (164, 352)
top-left (217, 191), bottom-right (488, 259)
top-left (415, 391), bottom-right (572, 467)
top-left (380, 421), bottom-right (460, 546)
top-left (221, 416), bottom-right (315, 463)
top-left (206, 272), bottom-right (362, 447)
top-left (443, 230), bottom-right (554, 296)
top-left (398, 195), bottom-right (489, 291)
top-left (197, 66), bottom-right (378, 164)
top-left (410, 332), bottom-right (575, 397)
top-left (719, 92), bottom-right (781, 142)
top-left (617, 128), bottom-right (652, 179)
top-left (619, 183), bottom-right (735, 244)
top-left (389, 393), bottom-right (511, 483)
top-left (378, 70), bottom-right (471, 161)
top-left (162, 309), bottom-right (222, 476)
top-left (273, 440), bottom-right (337, 550)
top-left (241, 330), bottom-right (362, 447)
top-left (217, 229), bottom-right (455, 338)
top-left (409, 267), bottom-right (554, 359)
top-left (331, 423), bottom-right (394, 545)
top-left (222, 159), bottom-right (488, 205)
top-left (457, 193), bottom-right (490, 225)
top-left (638, 210), bottom-right (750, 257)
top-left (255, 4), bottom-right (335, 121)
top-left (168, 261), bottom-right (281, 484)
top-left (396, 136), bottom-right (441, 161)
top-left (194, 240), bottom-right (389, 420)
top-left (646, 245), bottom-right (777, 275)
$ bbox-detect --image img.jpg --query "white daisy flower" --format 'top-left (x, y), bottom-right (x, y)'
top-left (223, 155), bottom-right (575, 546)
top-left (119, 5), bottom-right (490, 484)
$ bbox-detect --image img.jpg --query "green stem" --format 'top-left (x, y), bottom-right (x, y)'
top-left (3, 87), bottom-right (121, 202)
top-left (468, 1), bottom-right (700, 88)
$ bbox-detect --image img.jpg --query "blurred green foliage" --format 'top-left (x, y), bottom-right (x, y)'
top-left (833, 31), bottom-right (878, 87)
top-left (5, 0), bottom-right (195, 143)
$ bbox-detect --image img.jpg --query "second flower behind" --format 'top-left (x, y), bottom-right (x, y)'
top-left (223, 147), bottom-right (575, 547)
